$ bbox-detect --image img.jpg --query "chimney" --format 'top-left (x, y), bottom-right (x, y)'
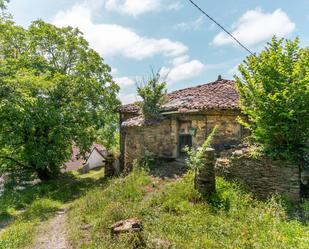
top-left (217, 75), bottom-right (222, 81)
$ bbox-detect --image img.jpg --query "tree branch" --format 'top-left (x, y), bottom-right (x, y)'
top-left (0, 155), bottom-right (30, 169)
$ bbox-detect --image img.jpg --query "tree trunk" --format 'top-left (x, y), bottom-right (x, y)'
top-left (36, 168), bottom-right (53, 181)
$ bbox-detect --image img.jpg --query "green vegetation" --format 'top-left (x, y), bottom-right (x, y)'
top-left (0, 169), bottom-right (105, 249)
top-left (236, 37), bottom-right (309, 160)
top-left (137, 72), bottom-right (167, 120)
top-left (0, 18), bottom-right (120, 181)
top-left (184, 126), bottom-right (217, 185)
top-left (0, 0), bottom-right (8, 10)
top-left (1, 167), bottom-right (308, 249)
top-left (67, 169), bottom-right (309, 249)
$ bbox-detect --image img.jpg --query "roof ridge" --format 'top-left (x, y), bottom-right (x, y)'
top-left (118, 78), bottom-right (238, 114)
top-left (168, 79), bottom-right (235, 96)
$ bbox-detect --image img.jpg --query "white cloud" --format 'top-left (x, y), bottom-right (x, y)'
top-left (160, 60), bottom-right (206, 85)
top-left (228, 64), bottom-right (240, 76)
top-left (213, 8), bottom-right (295, 46)
top-left (114, 76), bottom-right (135, 87)
top-left (174, 16), bottom-right (204, 31)
top-left (171, 55), bottom-right (190, 66)
top-left (118, 92), bottom-right (140, 104)
top-left (111, 67), bottom-right (119, 75)
top-left (104, 0), bottom-right (182, 16)
top-left (53, 3), bottom-right (188, 60)
top-left (167, 2), bottom-right (183, 11)
top-left (105, 0), bottom-right (160, 16)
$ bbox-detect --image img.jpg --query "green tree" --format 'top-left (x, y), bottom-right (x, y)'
top-left (236, 37), bottom-right (309, 160)
top-left (137, 72), bottom-right (167, 120)
top-left (0, 19), bottom-right (120, 180)
top-left (0, 0), bottom-right (8, 10)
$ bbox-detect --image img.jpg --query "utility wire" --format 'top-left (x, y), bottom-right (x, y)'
top-left (188, 0), bottom-right (256, 57)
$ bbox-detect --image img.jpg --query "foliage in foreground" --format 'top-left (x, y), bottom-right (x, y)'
top-left (236, 37), bottom-right (309, 160)
top-left (0, 18), bottom-right (120, 180)
top-left (67, 169), bottom-right (309, 249)
top-left (184, 126), bottom-right (217, 178)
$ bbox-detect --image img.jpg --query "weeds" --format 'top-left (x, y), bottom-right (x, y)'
top-left (67, 169), bottom-right (309, 249)
top-left (0, 169), bottom-right (105, 249)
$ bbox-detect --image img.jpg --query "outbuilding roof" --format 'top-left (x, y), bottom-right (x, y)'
top-left (118, 78), bottom-right (240, 114)
top-left (64, 143), bottom-right (107, 171)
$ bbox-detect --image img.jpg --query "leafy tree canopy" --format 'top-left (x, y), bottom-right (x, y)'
top-left (137, 72), bottom-right (167, 120)
top-left (236, 37), bottom-right (309, 160)
top-left (0, 19), bottom-right (120, 180)
top-left (0, 0), bottom-right (8, 10)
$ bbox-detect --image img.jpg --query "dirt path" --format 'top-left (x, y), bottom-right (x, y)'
top-left (31, 209), bottom-right (71, 249)
top-left (0, 218), bottom-right (11, 237)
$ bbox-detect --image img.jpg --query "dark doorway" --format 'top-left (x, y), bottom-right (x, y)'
top-left (179, 134), bottom-right (192, 157)
top-left (178, 120), bottom-right (193, 158)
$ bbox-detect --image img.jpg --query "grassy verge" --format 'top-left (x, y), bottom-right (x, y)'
top-left (67, 169), bottom-right (309, 249)
top-left (0, 168), bottom-right (105, 249)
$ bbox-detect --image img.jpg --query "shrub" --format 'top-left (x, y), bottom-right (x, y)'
top-left (184, 126), bottom-right (218, 185)
top-left (236, 37), bottom-right (309, 160)
top-left (134, 151), bottom-right (157, 171)
top-left (137, 72), bottom-right (167, 120)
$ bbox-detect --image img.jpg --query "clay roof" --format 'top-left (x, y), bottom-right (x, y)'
top-left (118, 103), bottom-right (140, 114)
top-left (92, 144), bottom-right (108, 158)
top-left (121, 116), bottom-right (165, 127)
top-left (119, 79), bottom-right (239, 114)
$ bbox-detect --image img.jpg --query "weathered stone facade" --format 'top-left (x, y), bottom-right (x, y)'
top-left (122, 118), bottom-right (176, 170)
top-left (119, 79), bottom-right (245, 171)
top-left (121, 111), bottom-right (244, 170)
top-left (216, 150), bottom-right (300, 200)
top-left (118, 77), bottom-right (304, 200)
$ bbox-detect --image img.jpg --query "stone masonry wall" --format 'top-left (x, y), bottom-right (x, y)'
top-left (207, 114), bottom-right (244, 150)
top-left (216, 150), bottom-right (300, 200)
top-left (170, 112), bottom-right (244, 150)
top-left (122, 111), bottom-right (245, 170)
top-left (123, 118), bottom-right (177, 170)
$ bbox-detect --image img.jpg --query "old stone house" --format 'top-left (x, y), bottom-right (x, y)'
top-left (118, 77), bottom-right (246, 170)
top-left (117, 77), bottom-right (307, 200)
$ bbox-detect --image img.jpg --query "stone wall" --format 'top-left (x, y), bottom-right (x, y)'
top-left (170, 112), bottom-right (244, 151)
top-left (123, 118), bottom-right (177, 170)
top-left (121, 111), bottom-right (245, 170)
top-left (216, 150), bottom-right (300, 200)
top-left (207, 114), bottom-right (245, 150)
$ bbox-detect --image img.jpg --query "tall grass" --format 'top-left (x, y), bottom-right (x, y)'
top-left (0, 169), bottom-right (105, 249)
top-left (67, 169), bottom-right (309, 249)
top-left (0, 199), bottom-right (61, 249)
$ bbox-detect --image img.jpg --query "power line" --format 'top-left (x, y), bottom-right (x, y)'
top-left (188, 0), bottom-right (256, 57)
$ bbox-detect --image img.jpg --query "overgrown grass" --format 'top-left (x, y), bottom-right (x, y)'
top-left (0, 169), bottom-right (105, 249)
top-left (1, 167), bottom-right (308, 249)
top-left (67, 169), bottom-right (152, 248)
top-left (0, 198), bottom-right (61, 249)
top-left (67, 169), bottom-right (309, 249)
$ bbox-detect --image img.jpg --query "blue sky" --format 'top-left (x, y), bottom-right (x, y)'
top-left (8, 0), bottom-right (309, 104)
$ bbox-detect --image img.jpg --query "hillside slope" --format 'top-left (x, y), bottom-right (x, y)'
top-left (67, 169), bottom-right (309, 249)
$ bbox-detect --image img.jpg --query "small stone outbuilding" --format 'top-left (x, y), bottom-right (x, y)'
top-left (118, 78), bottom-right (246, 171)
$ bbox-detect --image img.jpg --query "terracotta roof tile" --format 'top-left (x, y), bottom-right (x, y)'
top-left (119, 79), bottom-right (239, 114)
top-left (122, 115), bottom-right (165, 127)
top-left (118, 103), bottom-right (140, 113)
